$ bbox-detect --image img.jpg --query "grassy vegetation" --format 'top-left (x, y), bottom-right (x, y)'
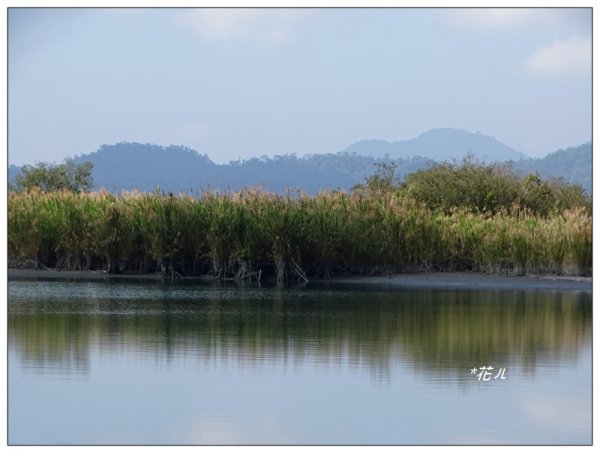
top-left (8, 162), bottom-right (592, 280)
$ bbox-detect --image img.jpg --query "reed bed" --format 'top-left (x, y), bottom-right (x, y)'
top-left (8, 188), bottom-right (592, 280)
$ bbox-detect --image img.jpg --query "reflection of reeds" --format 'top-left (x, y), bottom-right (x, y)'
top-left (8, 289), bottom-right (591, 375)
top-left (8, 312), bottom-right (91, 372)
top-left (398, 290), bottom-right (592, 372)
top-left (8, 189), bottom-right (593, 278)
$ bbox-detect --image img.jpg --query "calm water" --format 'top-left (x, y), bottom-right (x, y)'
top-left (8, 277), bottom-right (592, 445)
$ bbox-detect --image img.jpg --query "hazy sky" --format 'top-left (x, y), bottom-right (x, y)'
top-left (7, 7), bottom-right (592, 165)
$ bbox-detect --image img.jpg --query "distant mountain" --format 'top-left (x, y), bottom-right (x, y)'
top-left (342, 128), bottom-right (526, 162)
top-left (8, 164), bottom-right (20, 185)
top-left (67, 141), bottom-right (434, 195)
top-left (71, 142), bottom-right (217, 193)
top-left (8, 133), bottom-right (591, 195)
top-left (512, 142), bottom-right (592, 194)
top-left (223, 154), bottom-right (433, 195)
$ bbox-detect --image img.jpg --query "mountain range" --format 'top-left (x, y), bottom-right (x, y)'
top-left (342, 128), bottom-right (527, 161)
top-left (8, 128), bottom-right (592, 195)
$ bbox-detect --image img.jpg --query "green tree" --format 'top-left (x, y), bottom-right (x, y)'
top-left (400, 158), bottom-right (589, 216)
top-left (352, 161), bottom-right (398, 193)
top-left (11, 159), bottom-right (94, 193)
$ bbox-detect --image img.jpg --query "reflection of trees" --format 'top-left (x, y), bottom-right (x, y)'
top-left (8, 288), bottom-right (591, 378)
top-left (396, 290), bottom-right (592, 374)
top-left (9, 312), bottom-right (92, 373)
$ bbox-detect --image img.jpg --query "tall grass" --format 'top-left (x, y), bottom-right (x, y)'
top-left (8, 188), bottom-right (592, 279)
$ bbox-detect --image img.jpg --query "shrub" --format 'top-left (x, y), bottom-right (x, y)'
top-left (399, 157), bottom-right (589, 216)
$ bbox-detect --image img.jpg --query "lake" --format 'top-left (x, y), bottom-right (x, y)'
top-left (7, 275), bottom-right (592, 445)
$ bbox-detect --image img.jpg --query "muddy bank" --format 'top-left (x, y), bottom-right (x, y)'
top-left (7, 268), bottom-right (592, 291)
top-left (8, 268), bottom-right (212, 282)
top-left (327, 272), bottom-right (592, 291)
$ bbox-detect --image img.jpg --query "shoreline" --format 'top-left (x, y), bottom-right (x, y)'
top-left (7, 268), bottom-right (592, 291)
top-left (327, 272), bottom-right (591, 291)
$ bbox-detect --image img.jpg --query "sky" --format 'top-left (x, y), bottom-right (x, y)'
top-left (6, 5), bottom-right (593, 165)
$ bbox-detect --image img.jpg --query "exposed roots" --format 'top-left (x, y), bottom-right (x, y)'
top-left (276, 257), bottom-right (309, 284)
top-left (291, 258), bottom-right (309, 282)
top-left (159, 261), bottom-right (183, 281)
top-left (234, 260), bottom-right (263, 282)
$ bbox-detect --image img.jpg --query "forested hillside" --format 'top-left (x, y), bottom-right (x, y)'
top-left (69, 142), bottom-right (434, 194)
top-left (9, 140), bottom-right (591, 195)
top-left (512, 143), bottom-right (592, 194)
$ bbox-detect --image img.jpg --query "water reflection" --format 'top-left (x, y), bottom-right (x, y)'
top-left (8, 280), bottom-right (591, 382)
